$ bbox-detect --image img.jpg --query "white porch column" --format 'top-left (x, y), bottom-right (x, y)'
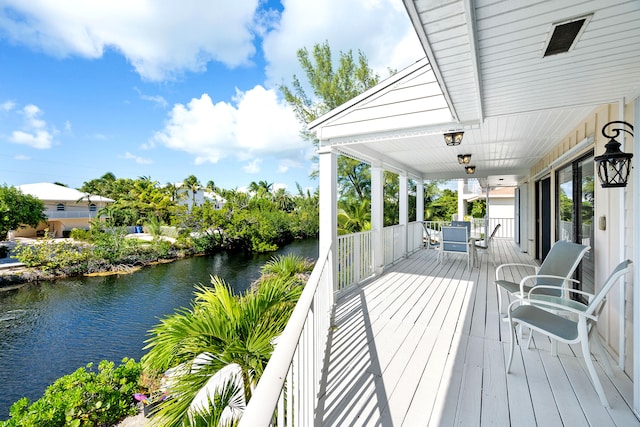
top-left (633, 96), bottom-right (640, 414)
top-left (457, 179), bottom-right (465, 220)
top-left (371, 163), bottom-right (384, 273)
top-left (416, 180), bottom-right (424, 222)
top-left (399, 173), bottom-right (408, 256)
top-left (319, 147), bottom-right (338, 294)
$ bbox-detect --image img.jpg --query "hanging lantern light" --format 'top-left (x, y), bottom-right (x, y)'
top-left (457, 154), bottom-right (472, 164)
top-left (465, 165), bottom-right (476, 174)
top-left (594, 121), bottom-right (634, 188)
top-left (444, 131), bottom-right (464, 146)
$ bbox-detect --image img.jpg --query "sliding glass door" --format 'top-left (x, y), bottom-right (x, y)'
top-left (556, 153), bottom-right (595, 295)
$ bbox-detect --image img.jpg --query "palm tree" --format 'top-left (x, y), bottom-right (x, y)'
top-left (273, 187), bottom-right (293, 211)
top-left (338, 199), bottom-right (371, 234)
top-left (248, 180), bottom-right (273, 198)
top-left (183, 175), bottom-right (201, 208)
top-left (205, 180), bottom-right (217, 194)
top-left (142, 275), bottom-right (302, 426)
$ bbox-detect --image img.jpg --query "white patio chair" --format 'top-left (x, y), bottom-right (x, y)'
top-left (506, 259), bottom-right (633, 408)
top-left (474, 223), bottom-right (501, 264)
top-left (494, 240), bottom-right (590, 315)
top-left (421, 222), bottom-right (440, 250)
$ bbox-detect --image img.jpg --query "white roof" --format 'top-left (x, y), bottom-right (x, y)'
top-left (309, 0), bottom-right (640, 187)
top-left (16, 183), bottom-right (114, 203)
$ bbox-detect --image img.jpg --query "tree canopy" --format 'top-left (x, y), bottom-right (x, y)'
top-left (280, 40), bottom-right (380, 144)
top-left (280, 41), bottom-right (388, 230)
top-left (0, 185), bottom-right (46, 240)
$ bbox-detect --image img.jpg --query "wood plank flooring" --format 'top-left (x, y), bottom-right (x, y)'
top-left (318, 239), bottom-right (639, 426)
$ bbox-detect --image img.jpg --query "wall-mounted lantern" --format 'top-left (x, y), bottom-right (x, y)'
top-left (594, 121), bottom-right (634, 188)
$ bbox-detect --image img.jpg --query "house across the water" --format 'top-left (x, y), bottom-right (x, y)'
top-left (13, 182), bottom-right (113, 238)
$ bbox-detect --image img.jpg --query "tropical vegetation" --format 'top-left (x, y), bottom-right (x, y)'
top-left (0, 359), bottom-right (141, 427)
top-left (140, 254), bottom-right (311, 426)
top-left (0, 173), bottom-right (319, 285)
top-left (0, 184), bottom-right (46, 241)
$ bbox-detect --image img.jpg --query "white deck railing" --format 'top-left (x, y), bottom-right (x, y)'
top-left (44, 208), bottom-right (100, 219)
top-left (383, 224), bottom-right (405, 265)
top-left (337, 230), bottom-right (373, 291)
top-left (238, 246), bottom-right (333, 427)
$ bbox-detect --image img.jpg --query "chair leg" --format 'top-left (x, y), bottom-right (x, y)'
top-left (591, 332), bottom-right (614, 377)
top-left (507, 320), bottom-right (516, 373)
top-left (579, 321), bottom-right (610, 408)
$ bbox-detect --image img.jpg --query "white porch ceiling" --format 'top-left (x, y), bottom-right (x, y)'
top-left (310, 0), bottom-right (640, 188)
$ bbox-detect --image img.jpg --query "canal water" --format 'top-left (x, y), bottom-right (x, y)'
top-left (0, 239), bottom-right (318, 418)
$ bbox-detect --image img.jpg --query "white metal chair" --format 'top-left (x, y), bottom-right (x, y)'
top-left (506, 259), bottom-right (633, 408)
top-left (474, 223), bottom-right (501, 264)
top-left (421, 222), bottom-right (440, 250)
top-left (438, 226), bottom-right (471, 269)
top-left (495, 240), bottom-right (590, 315)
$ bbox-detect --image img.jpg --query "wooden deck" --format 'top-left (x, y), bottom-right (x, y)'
top-left (318, 239), bottom-right (639, 426)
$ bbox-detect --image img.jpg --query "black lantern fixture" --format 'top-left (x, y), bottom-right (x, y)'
top-left (594, 121), bottom-right (634, 188)
top-left (444, 131), bottom-right (464, 146)
top-left (457, 154), bottom-right (472, 164)
top-left (465, 165), bottom-right (476, 174)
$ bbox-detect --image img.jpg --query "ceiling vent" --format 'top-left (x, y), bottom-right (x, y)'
top-left (543, 14), bottom-right (592, 57)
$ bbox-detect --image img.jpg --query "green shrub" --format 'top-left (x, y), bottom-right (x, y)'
top-left (260, 254), bottom-right (314, 278)
top-left (69, 228), bottom-right (93, 242)
top-left (1, 358), bottom-right (141, 427)
top-left (13, 238), bottom-right (90, 271)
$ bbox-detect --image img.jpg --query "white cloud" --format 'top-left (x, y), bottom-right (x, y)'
top-left (262, 0), bottom-right (423, 88)
top-left (2, 100), bottom-right (16, 111)
top-left (277, 158), bottom-right (302, 173)
top-left (134, 87), bottom-right (168, 108)
top-left (152, 86), bottom-right (312, 168)
top-left (243, 159), bottom-right (262, 173)
top-left (122, 151), bottom-right (153, 164)
top-left (0, 0), bottom-right (265, 81)
top-left (9, 104), bottom-right (56, 149)
top-left (273, 182), bottom-right (287, 191)
top-left (14, 154), bottom-right (31, 161)
top-left (10, 130), bottom-right (54, 149)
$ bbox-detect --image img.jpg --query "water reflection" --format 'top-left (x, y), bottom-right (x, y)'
top-left (0, 239), bottom-right (318, 417)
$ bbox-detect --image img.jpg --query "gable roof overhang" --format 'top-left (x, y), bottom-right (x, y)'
top-left (310, 0), bottom-right (640, 188)
top-left (16, 183), bottom-right (114, 203)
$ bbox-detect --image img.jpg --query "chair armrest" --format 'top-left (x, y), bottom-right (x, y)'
top-left (495, 263), bottom-right (537, 281)
top-left (519, 274), bottom-right (579, 296)
top-left (526, 285), bottom-right (596, 319)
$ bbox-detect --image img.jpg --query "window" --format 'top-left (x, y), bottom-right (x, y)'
top-left (56, 203), bottom-right (65, 211)
top-left (89, 204), bottom-right (97, 212)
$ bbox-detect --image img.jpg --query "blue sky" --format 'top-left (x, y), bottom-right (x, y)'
top-left (0, 0), bottom-right (423, 193)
